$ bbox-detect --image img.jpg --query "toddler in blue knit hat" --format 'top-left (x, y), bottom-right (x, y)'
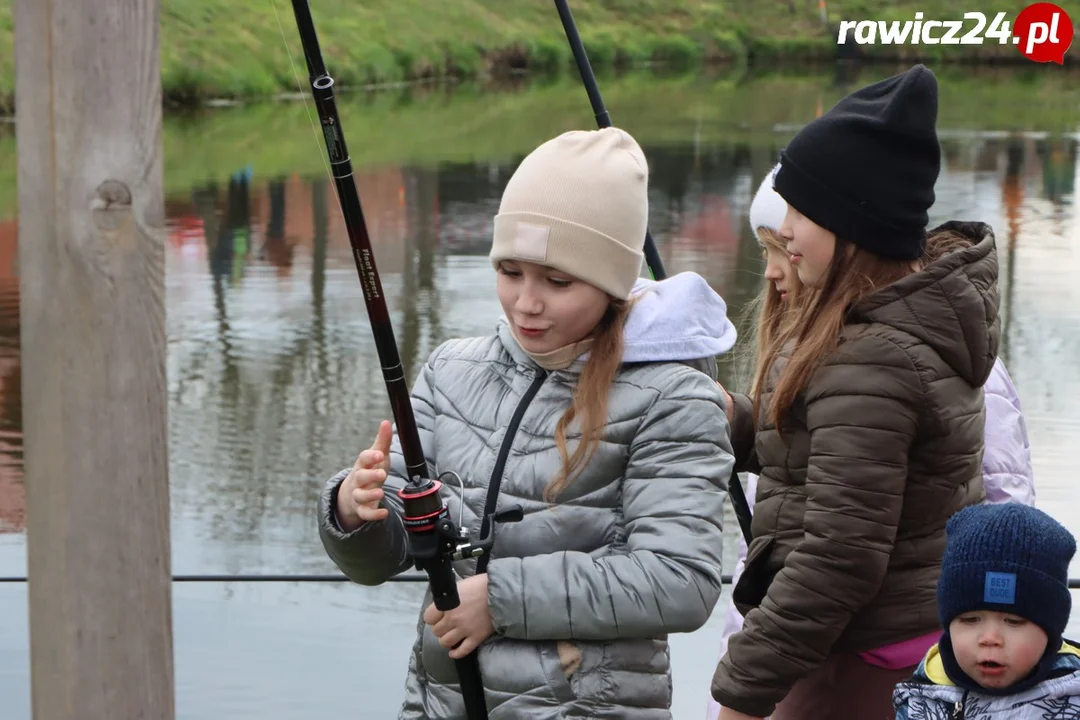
top-left (894, 503), bottom-right (1080, 718)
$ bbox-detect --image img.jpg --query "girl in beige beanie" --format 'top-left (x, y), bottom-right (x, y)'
top-left (318, 126), bottom-right (739, 718)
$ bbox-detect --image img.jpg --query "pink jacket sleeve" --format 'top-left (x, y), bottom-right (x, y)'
top-left (981, 357), bottom-right (1034, 506)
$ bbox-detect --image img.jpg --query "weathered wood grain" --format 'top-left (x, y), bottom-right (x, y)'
top-left (13, 0), bottom-right (174, 717)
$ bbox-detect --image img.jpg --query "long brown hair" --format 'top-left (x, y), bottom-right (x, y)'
top-left (545, 299), bottom-right (632, 502)
top-left (761, 237), bottom-right (915, 431)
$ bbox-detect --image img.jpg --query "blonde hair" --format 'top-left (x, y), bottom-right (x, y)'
top-left (545, 298), bottom-right (632, 502)
top-left (743, 228), bottom-right (809, 402)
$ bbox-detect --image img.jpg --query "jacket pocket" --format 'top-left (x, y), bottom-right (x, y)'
top-left (539, 641), bottom-right (577, 705)
top-left (732, 535), bottom-right (776, 617)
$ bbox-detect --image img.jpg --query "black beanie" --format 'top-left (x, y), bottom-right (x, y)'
top-left (773, 64), bottom-right (941, 261)
top-left (937, 503), bottom-right (1075, 647)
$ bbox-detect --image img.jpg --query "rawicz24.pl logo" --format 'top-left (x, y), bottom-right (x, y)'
top-left (836, 2), bottom-right (1075, 64)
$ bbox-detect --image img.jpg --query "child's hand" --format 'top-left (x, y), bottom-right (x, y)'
top-left (717, 382), bottom-right (735, 423)
top-left (718, 709), bottom-right (763, 720)
top-left (424, 574), bottom-right (495, 659)
top-left (335, 420), bottom-right (393, 532)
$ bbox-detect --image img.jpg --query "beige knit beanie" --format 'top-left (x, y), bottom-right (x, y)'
top-left (489, 127), bottom-right (648, 300)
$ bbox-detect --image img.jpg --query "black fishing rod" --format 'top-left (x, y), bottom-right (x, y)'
top-left (0, 572), bottom-right (742, 584)
top-left (288, 2), bottom-right (497, 717)
top-left (552, 0), bottom-right (665, 281)
top-left (552, 0), bottom-right (755, 547)
top-left (7, 572), bottom-right (1080, 589)
top-left (726, 470), bottom-right (754, 548)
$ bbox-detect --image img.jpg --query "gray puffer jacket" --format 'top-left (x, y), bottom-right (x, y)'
top-left (318, 272), bottom-right (737, 719)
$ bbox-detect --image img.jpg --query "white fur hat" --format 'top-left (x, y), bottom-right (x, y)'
top-left (748, 163), bottom-right (787, 243)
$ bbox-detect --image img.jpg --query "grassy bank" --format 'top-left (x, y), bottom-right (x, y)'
top-left (0, 65), bottom-right (1077, 218)
top-left (0, 0), bottom-right (1071, 110)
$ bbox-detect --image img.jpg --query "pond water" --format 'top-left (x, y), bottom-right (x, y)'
top-left (0, 63), bottom-right (1078, 718)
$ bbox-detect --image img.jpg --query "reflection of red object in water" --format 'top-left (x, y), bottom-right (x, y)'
top-left (0, 219), bottom-right (18, 280)
top-left (168, 215), bottom-right (205, 248)
top-left (0, 218), bottom-right (22, 532)
top-left (669, 196), bottom-right (740, 250)
top-left (0, 372), bottom-right (23, 533)
top-left (1002, 173), bottom-right (1024, 246)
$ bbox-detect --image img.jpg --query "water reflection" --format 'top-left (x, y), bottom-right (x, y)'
top-left (0, 214), bottom-right (19, 534)
top-left (0, 68), bottom-right (1078, 718)
top-left (0, 131), bottom-right (1076, 551)
top-left (154, 131), bottom-right (1080, 579)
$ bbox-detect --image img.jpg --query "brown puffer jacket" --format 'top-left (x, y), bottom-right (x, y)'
top-left (711, 222), bottom-right (1001, 717)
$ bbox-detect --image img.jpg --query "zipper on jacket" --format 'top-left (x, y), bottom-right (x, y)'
top-left (474, 369), bottom-right (547, 574)
top-left (950, 690), bottom-right (968, 720)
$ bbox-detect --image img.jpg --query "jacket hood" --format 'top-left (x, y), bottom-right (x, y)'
top-left (495, 271), bottom-right (737, 369)
top-left (894, 642), bottom-right (1080, 717)
top-left (849, 220), bottom-right (1001, 387)
top-left (621, 271), bottom-right (738, 363)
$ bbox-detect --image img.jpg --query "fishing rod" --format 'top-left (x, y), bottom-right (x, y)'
top-left (287, 2), bottom-right (501, 716)
top-left (552, 0), bottom-right (665, 281)
top-left (726, 470), bottom-right (754, 548)
top-left (0, 572), bottom-right (743, 584)
top-left (552, 0), bottom-right (755, 546)
top-left (7, 573), bottom-right (1080, 589)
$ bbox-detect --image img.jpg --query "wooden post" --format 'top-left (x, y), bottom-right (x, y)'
top-left (13, 0), bottom-right (174, 718)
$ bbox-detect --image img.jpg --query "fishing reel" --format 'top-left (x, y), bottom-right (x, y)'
top-left (398, 473), bottom-right (521, 612)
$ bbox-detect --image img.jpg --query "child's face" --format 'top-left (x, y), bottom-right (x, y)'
top-left (949, 611), bottom-right (1049, 689)
top-left (496, 260), bottom-right (610, 354)
top-left (777, 205), bottom-right (836, 288)
top-left (762, 242), bottom-right (795, 303)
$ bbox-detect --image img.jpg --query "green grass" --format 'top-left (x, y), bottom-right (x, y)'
top-left (0, 63), bottom-right (1077, 218)
top-left (0, 0), bottom-right (1069, 110)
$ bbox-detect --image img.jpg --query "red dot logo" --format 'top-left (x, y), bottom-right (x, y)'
top-left (1013, 2), bottom-right (1074, 64)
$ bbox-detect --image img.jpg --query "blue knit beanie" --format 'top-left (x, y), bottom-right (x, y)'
top-left (938, 503), bottom-right (1075, 643)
